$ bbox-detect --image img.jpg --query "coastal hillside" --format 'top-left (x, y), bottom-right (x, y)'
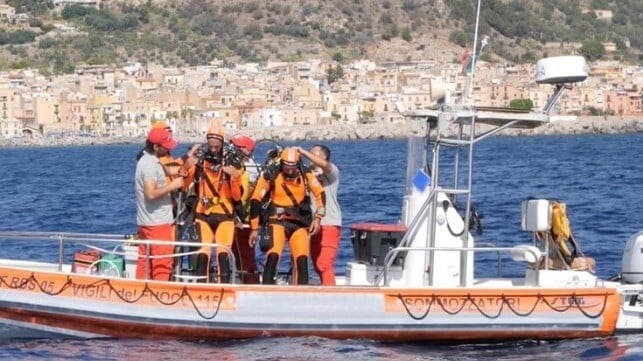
top-left (0, 0), bottom-right (641, 74)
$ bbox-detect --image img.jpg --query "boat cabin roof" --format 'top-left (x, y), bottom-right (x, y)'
top-left (406, 106), bottom-right (549, 129)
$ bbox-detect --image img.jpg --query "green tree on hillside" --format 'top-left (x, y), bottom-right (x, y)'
top-left (0, 30), bottom-right (37, 45)
top-left (401, 27), bottom-right (412, 42)
top-left (332, 51), bottom-right (345, 62)
top-left (326, 64), bottom-right (344, 85)
top-left (509, 98), bottom-right (533, 110)
top-left (579, 40), bottom-right (605, 61)
top-left (7, 0), bottom-right (53, 15)
top-left (61, 4), bottom-right (93, 19)
top-left (3, 0), bottom-right (643, 67)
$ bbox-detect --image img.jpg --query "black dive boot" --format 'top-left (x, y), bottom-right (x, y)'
top-left (295, 255), bottom-right (309, 285)
top-left (217, 253), bottom-right (231, 283)
top-left (262, 253), bottom-right (279, 284)
top-left (194, 253), bottom-right (209, 283)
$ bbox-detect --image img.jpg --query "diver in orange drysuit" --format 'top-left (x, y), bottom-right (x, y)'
top-left (182, 126), bottom-right (243, 283)
top-left (248, 147), bottom-right (325, 285)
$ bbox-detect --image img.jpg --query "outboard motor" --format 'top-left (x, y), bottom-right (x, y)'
top-left (621, 231), bottom-right (643, 284)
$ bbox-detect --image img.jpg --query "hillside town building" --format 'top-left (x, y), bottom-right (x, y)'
top-left (0, 58), bottom-right (641, 139)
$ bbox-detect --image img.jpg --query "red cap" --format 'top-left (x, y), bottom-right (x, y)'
top-left (231, 135), bottom-right (255, 151)
top-left (147, 128), bottom-right (177, 150)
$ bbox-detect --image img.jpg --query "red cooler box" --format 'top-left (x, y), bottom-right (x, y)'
top-left (350, 223), bottom-right (407, 266)
top-left (72, 249), bottom-right (101, 274)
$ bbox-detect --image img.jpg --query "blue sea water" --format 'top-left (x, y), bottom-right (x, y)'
top-left (0, 133), bottom-right (641, 360)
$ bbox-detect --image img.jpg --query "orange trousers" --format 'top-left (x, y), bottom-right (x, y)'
top-left (265, 223), bottom-right (309, 284)
top-left (310, 225), bottom-right (341, 285)
top-left (136, 224), bottom-right (175, 281)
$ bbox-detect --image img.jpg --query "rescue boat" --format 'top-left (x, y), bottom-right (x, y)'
top-left (3, 0), bottom-right (643, 335)
top-left (0, 53), bottom-right (641, 342)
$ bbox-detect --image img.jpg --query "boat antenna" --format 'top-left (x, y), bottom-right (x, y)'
top-left (460, 0), bottom-right (489, 106)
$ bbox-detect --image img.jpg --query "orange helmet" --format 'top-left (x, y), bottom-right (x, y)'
top-left (206, 125), bottom-right (224, 141)
top-left (151, 121), bottom-right (171, 131)
top-left (280, 147), bottom-right (300, 164)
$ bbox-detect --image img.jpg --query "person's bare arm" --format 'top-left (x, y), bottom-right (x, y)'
top-left (143, 177), bottom-right (183, 200)
top-left (297, 147), bottom-right (332, 174)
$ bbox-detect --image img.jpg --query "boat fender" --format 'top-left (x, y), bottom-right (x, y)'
top-left (442, 200), bottom-right (465, 237)
top-left (510, 245), bottom-right (541, 263)
top-left (441, 200), bottom-right (484, 236)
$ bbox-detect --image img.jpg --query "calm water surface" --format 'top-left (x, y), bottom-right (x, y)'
top-left (0, 133), bottom-right (641, 360)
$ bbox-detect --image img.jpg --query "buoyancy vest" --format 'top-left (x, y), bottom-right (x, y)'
top-left (194, 160), bottom-right (242, 217)
top-left (249, 171), bottom-right (325, 229)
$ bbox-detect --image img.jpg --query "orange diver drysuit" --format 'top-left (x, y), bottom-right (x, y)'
top-left (249, 149), bottom-right (325, 285)
top-left (184, 156), bottom-right (243, 283)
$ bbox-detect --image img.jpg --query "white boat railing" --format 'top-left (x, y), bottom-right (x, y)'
top-left (381, 245), bottom-right (542, 286)
top-left (0, 231), bottom-right (237, 283)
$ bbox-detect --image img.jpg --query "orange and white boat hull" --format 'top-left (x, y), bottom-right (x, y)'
top-left (0, 266), bottom-right (622, 341)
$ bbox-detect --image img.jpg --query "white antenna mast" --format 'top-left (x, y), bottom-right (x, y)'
top-left (461, 0), bottom-right (488, 106)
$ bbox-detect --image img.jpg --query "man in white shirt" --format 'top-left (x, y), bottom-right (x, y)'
top-left (297, 145), bottom-right (342, 285)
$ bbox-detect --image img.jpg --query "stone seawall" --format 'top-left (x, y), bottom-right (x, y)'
top-left (497, 116), bottom-right (643, 137)
top-left (248, 116), bottom-right (643, 141)
top-left (0, 116), bottom-right (640, 148)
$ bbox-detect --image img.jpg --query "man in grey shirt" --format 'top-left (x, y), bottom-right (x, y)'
top-left (135, 128), bottom-right (196, 280)
top-left (298, 145), bottom-right (342, 285)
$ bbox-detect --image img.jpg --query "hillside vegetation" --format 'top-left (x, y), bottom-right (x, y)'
top-left (1, 0), bottom-right (640, 75)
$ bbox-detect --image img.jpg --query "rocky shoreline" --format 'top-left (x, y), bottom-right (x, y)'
top-left (0, 116), bottom-right (640, 148)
